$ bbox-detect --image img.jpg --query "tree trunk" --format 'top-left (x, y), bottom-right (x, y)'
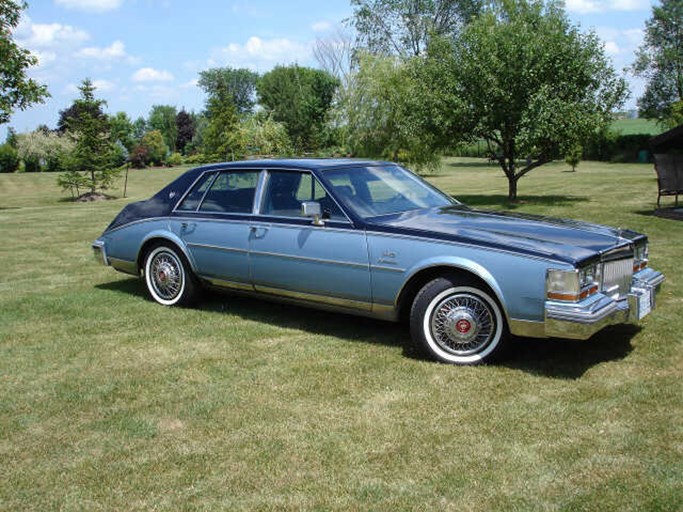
top-left (507, 175), bottom-right (518, 202)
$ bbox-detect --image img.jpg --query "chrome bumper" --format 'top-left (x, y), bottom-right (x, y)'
top-left (544, 268), bottom-right (664, 340)
top-left (92, 240), bottom-right (109, 266)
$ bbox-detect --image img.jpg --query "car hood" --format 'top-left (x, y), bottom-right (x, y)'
top-left (366, 205), bottom-right (643, 265)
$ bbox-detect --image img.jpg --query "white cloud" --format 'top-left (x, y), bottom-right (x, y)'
top-left (312, 21), bottom-right (332, 33)
top-left (566, 0), bottom-right (649, 14)
top-left (209, 36), bottom-right (311, 71)
top-left (55, 0), bottom-right (124, 12)
top-left (16, 20), bottom-right (89, 49)
top-left (92, 79), bottom-right (116, 92)
top-left (604, 41), bottom-right (620, 55)
top-left (132, 67), bottom-right (174, 82)
top-left (76, 40), bottom-right (138, 64)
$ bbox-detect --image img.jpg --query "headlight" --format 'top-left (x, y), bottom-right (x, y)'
top-left (633, 243), bottom-right (648, 272)
top-left (547, 265), bottom-right (600, 302)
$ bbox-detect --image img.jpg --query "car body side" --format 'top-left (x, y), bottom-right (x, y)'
top-left (93, 160), bottom-right (664, 344)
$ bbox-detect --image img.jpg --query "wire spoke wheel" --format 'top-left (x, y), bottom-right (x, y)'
top-left (150, 251), bottom-right (183, 301)
top-left (410, 278), bottom-right (507, 365)
top-left (144, 244), bottom-right (198, 307)
top-left (430, 292), bottom-right (495, 356)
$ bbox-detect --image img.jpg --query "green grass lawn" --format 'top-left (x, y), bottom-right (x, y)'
top-left (1, 159), bottom-right (681, 511)
top-left (611, 118), bottom-right (665, 136)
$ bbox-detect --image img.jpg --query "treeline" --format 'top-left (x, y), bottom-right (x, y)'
top-left (2, 0), bottom-right (680, 201)
top-left (0, 64), bottom-right (340, 175)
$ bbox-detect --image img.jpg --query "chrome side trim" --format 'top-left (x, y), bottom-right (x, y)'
top-left (187, 242), bottom-right (249, 255)
top-left (509, 319), bottom-right (546, 338)
top-left (202, 276), bottom-right (253, 292)
top-left (252, 250), bottom-right (369, 270)
top-left (254, 284), bottom-right (372, 311)
top-left (370, 264), bottom-right (406, 274)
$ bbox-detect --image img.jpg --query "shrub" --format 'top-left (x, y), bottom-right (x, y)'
top-left (166, 152), bottom-right (183, 167)
top-left (0, 144), bottom-right (20, 173)
top-left (184, 153), bottom-right (209, 165)
top-left (129, 145), bottom-right (149, 169)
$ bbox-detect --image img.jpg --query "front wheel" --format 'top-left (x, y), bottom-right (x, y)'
top-left (144, 244), bottom-right (198, 306)
top-left (409, 277), bottom-right (508, 365)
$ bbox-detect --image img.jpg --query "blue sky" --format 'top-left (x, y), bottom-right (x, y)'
top-left (4, 0), bottom-right (655, 140)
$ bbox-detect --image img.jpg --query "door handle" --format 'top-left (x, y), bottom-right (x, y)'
top-left (180, 222), bottom-right (196, 234)
top-left (250, 226), bottom-right (269, 239)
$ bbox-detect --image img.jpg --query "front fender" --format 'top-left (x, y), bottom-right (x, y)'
top-left (399, 256), bottom-right (509, 318)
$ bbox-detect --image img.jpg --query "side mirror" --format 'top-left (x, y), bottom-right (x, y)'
top-left (301, 201), bottom-right (324, 226)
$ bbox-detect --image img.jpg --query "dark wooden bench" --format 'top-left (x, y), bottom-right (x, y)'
top-left (654, 154), bottom-right (683, 208)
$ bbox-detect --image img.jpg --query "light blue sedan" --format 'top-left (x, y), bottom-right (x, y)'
top-left (93, 159), bottom-right (664, 365)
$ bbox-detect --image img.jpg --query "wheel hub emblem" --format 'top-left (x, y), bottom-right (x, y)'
top-left (456, 319), bottom-right (472, 334)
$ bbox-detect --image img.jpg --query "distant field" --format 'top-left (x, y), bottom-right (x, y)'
top-left (611, 117), bottom-right (665, 136)
top-left (1, 160), bottom-right (681, 510)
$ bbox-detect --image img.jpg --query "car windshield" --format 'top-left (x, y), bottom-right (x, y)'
top-left (323, 165), bottom-right (455, 219)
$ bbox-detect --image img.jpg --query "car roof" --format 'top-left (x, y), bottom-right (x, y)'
top-left (191, 158), bottom-right (394, 172)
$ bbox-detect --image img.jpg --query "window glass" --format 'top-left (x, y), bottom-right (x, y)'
top-left (198, 170), bottom-right (259, 213)
top-left (176, 172), bottom-right (215, 211)
top-left (324, 165), bottom-right (454, 218)
top-left (262, 171), bottom-right (346, 221)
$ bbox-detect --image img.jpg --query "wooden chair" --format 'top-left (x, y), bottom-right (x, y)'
top-left (653, 153), bottom-right (683, 208)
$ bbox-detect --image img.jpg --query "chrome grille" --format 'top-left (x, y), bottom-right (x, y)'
top-left (601, 258), bottom-right (633, 299)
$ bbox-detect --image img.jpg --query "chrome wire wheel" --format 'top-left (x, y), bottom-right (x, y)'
top-left (429, 292), bottom-right (495, 356)
top-left (144, 245), bottom-right (190, 306)
top-left (411, 279), bottom-right (506, 365)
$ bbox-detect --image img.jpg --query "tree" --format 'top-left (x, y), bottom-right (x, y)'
top-left (257, 65), bottom-right (339, 151)
top-left (60, 79), bottom-right (119, 196)
top-left (0, 0), bottom-right (49, 124)
top-left (419, 0), bottom-right (627, 200)
top-left (238, 114), bottom-right (293, 157)
top-left (58, 100), bottom-right (106, 134)
top-left (109, 111), bottom-right (136, 151)
top-left (198, 67), bottom-right (259, 115)
top-left (139, 130), bottom-right (168, 166)
top-left (633, 0), bottom-right (683, 127)
top-left (201, 92), bottom-right (241, 161)
top-left (314, 26), bottom-right (355, 87)
top-left (17, 129), bottom-right (75, 172)
top-left (339, 52), bottom-right (441, 172)
top-left (175, 109), bottom-right (195, 154)
top-left (348, 0), bottom-right (483, 57)
top-left (148, 104), bottom-right (178, 153)
top-left (132, 116), bottom-right (148, 141)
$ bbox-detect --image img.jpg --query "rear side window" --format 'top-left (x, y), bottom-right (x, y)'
top-left (176, 172), bottom-right (215, 211)
top-left (199, 170), bottom-right (259, 213)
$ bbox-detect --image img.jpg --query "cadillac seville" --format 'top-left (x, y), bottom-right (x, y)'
top-left (93, 159), bottom-right (664, 364)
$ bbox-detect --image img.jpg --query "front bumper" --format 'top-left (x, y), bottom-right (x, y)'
top-left (544, 267), bottom-right (665, 340)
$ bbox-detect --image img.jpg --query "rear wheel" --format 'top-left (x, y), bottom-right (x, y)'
top-left (410, 276), bottom-right (507, 365)
top-left (144, 244), bottom-right (198, 306)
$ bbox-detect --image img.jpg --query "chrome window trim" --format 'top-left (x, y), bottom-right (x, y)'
top-left (173, 170), bottom-right (218, 213)
top-left (197, 168), bottom-right (261, 215)
top-left (258, 167), bottom-right (354, 225)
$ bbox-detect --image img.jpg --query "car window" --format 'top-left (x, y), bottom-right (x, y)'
top-left (176, 172), bottom-right (216, 211)
top-left (324, 165), bottom-right (453, 218)
top-left (262, 171), bottom-right (346, 221)
top-left (198, 170), bottom-right (259, 213)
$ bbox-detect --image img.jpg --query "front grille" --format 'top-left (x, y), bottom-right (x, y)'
top-left (602, 258), bottom-right (633, 299)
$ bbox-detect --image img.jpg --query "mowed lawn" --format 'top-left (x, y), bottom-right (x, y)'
top-left (0, 159), bottom-right (681, 511)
